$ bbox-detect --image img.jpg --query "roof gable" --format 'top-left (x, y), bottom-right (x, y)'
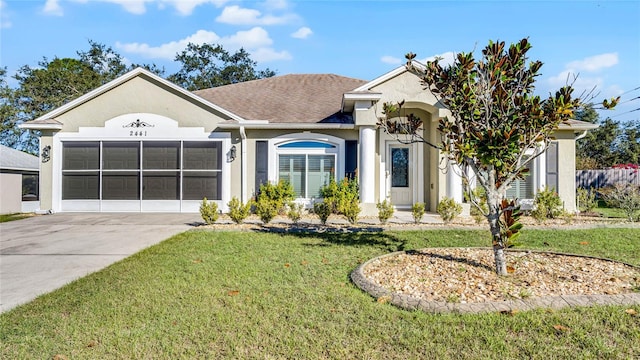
top-left (23, 67), bottom-right (245, 129)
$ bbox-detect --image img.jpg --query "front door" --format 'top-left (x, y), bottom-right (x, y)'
top-left (389, 145), bottom-right (412, 207)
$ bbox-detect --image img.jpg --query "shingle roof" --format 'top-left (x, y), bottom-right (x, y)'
top-left (0, 145), bottom-right (39, 171)
top-left (194, 74), bottom-right (367, 123)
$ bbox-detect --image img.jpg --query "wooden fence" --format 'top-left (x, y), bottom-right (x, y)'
top-left (576, 169), bottom-right (640, 189)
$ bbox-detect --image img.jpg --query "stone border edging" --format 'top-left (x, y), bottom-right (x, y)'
top-left (350, 248), bottom-right (640, 314)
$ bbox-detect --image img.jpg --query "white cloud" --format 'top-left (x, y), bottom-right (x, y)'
top-left (263, 0), bottom-right (289, 10)
top-left (116, 27), bottom-right (290, 63)
top-left (422, 51), bottom-right (457, 67)
top-left (43, 0), bottom-right (64, 16)
top-left (160, 0), bottom-right (229, 15)
top-left (1, 0), bottom-right (12, 28)
top-left (547, 70), bottom-right (603, 93)
top-left (547, 53), bottom-right (620, 95)
top-left (116, 30), bottom-right (221, 59)
top-left (216, 5), bottom-right (297, 25)
top-left (291, 27), bottom-right (312, 39)
top-left (381, 56), bottom-right (402, 65)
top-left (224, 27), bottom-right (273, 49)
top-left (250, 47), bottom-right (292, 62)
top-left (52, 0), bottom-right (228, 16)
top-left (566, 53), bottom-right (618, 72)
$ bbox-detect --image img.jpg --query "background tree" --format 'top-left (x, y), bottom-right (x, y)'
top-left (380, 39), bottom-right (615, 275)
top-left (4, 41), bottom-right (163, 153)
top-left (0, 67), bottom-right (26, 151)
top-left (168, 43), bottom-right (275, 91)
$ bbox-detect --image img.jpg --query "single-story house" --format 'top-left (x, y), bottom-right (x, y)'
top-left (20, 63), bottom-right (596, 215)
top-left (0, 144), bottom-right (40, 214)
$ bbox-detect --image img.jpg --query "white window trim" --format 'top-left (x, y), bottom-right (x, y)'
top-left (267, 133), bottom-right (345, 201)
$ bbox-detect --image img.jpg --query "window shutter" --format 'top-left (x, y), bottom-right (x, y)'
top-left (345, 140), bottom-right (357, 179)
top-left (546, 141), bottom-right (558, 191)
top-left (255, 141), bottom-right (268, 194)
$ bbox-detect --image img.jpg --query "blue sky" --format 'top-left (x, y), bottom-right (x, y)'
top-left (1, 0), bottom-right (639, 123)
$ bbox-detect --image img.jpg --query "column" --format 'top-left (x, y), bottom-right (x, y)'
top-left (447, 161), bottom-right (463, 203)
top-left (359, 125), bottom-right (376, 204)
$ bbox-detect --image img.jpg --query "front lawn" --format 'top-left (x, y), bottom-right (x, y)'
top-left (1, 228), bottom-right (639, 359)
top-left (0, 213), bottom-right (34, 223)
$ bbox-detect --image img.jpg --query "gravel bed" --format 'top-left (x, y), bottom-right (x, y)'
top-left (362, 248), bottom-right (640, 304)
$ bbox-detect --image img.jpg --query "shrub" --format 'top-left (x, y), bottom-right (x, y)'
top-left (531, 186), bottom-right (563, 221)
top-left (227, 196), bottom-right (252, 224)
top-left (254, 180), bottom-right (296, 224)
top-left (287, 202), bottom-right (304, 224)
top-left (313, 202), bottom-right (332, 225)
top-left (436, 197), bottom-right (462, 224)
top-left (576, 187), bottom-right (598, 214)
top-left (376, 200), bottom-right (394, 224)
top-left (256, 180), bottom-right (296, 215)
top-left (599, 183), bottom-right (640, 222)
top-left (320, 177), bottom-right (360, 224)
top-left (411, 202), bottom-right (425, 224)
top-left (254, 198), bottom-right (278, 224)
top-left (199, 197), bottom-right (219, 224)
top-left (467, 187), bottom-right (488, 224)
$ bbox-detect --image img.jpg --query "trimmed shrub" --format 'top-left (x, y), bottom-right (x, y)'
top-left (411, 202), bottom-right (425, 224)
top-left (576, 187), bottom-right (597, 214)
top-left (531, 186), bottom-right (563, 222)
top-left (320, 177), bottom-right (360, 224)
top-left (255, 180), bottom-right (296, 224)
top-left (287, 202), bottom-right (304, 224)
top-left (227, 196), bottom-right (252, 224)
top-left (313, 202), bottom-right (332, 225)
top-left (376, 199), bottom-right (394, 224)
top-left (200, 197), bottom-right (219, 225)
top-left (436, 197), bottom-right (462, 224)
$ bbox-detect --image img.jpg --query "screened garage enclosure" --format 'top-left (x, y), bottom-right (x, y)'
top-left (61, 140), bottom-right (223, 212)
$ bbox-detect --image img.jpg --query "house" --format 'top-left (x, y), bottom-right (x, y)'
top-left (20, 64), bottom-right (596, 215)
top-left (0, 144), bottom-right (40, 214)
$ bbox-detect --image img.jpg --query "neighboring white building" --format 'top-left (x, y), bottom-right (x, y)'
top-left (21, 65), bottom-right (596, 215)
top-left (0, 145), bottom-right (39, 214)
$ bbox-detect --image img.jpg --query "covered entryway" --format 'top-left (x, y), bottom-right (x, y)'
top-left (382, 139), bottom-right (424, 209)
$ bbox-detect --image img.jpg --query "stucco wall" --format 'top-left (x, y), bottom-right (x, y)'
top-left (243, 129), bottom-right (359, 198)
top-left (0, 173), bottom-right (22, 214)
top-left (554, 131), bottom-right (578, 212)
top-left (39, 133), bottom-right (54, 211)
top-left (55, 76), bottom-right (230, 132)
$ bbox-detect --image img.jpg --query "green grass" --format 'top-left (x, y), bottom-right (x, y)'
top-left (0, 213), bottom-right (34, 223)
top-left (594, 201), bottom-right (630, 219)
top-left (1, 228), bottom-right (639, 359)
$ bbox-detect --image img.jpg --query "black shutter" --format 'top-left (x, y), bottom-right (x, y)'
top-left (255, 141), bottom-right (268, 194)
top-left (345, 140), bottom-right (357, 179)
top-left (546, 141), bottom-right (558, 191)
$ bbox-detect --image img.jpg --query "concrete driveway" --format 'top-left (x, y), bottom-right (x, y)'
top-left (0, 213), bottom-right (200, 313)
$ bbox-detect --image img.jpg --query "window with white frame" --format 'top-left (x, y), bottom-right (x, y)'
top-left (276, 141), bottom-right (337, 198)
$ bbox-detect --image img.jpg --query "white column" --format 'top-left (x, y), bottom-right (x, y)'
top-left (536, 148), bottom-right (546, 191)
top-left (359, 126), bottom-right (376, 203)
top-left (447, 161), bottom-right (463, 203)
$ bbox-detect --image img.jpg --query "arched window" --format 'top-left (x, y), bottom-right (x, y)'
top-left (276, 140), bottom-right (338, 198)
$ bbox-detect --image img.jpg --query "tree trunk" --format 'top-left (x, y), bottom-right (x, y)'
top-left (487, 196), bottom-right (508, 276)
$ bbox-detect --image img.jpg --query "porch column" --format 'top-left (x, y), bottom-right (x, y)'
top-left (535, 146), bottom-right (546, 191)
top-left (447, 161), bottom-right (463, 203)
top-left (359, 125), bottom-right (376, 204)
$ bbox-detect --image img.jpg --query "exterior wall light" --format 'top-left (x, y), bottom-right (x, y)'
top-left (41, 145), bottom-right (51, 163)
top-left (229, 145), bottom-right (237, 162)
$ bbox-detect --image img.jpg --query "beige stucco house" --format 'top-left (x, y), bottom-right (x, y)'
top-left (21, 64), bottom-right (595, 215)
top-left (0, 144), bottom-right (39, 214)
